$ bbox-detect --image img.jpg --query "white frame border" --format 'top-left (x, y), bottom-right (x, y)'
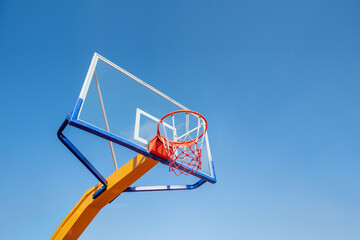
top-left (76, 52), bottom-right (215, 179)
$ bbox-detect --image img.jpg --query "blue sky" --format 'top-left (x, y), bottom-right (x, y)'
top-left (0, 0), bottom-right (360, 239)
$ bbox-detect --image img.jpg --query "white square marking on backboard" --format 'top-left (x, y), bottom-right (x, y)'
top-left (134, 108), bottom-right (175, 145)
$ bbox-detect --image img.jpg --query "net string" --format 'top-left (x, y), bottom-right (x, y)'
top-left (159, 111), bottom-right (206, 175)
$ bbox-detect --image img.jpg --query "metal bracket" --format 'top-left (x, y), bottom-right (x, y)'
top-left (57, 116), bottom-right (108, 194)
top-left (57, 115), bottom-right (209, 197)
top-left (124, 179), bottom-right (206, 192)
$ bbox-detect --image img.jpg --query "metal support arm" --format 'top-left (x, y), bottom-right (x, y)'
top-left (57, 116), bottom-right (108, 188)
top-left (57, 115), bottom-right (208, 195)
top-left (124, 179), bottom-right (206, 192)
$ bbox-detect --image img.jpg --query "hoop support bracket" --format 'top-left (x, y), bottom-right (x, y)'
top-left (57, 116), bottom-right (108, 190)
top-left (57, 116), bottom-right (211, 197)
top-left (124, 179), bottom-right (206, 192)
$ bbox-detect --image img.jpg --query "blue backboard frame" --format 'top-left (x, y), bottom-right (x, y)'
top-left (58, 53), bottom-right (216, 196)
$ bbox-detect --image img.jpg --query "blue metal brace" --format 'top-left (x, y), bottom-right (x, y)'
top-left (57, 116), bottom-right (108, 189)
top-left (57, 116), bottom-right (209, 196)
top-left (124, 179), bottom-right (206, 192)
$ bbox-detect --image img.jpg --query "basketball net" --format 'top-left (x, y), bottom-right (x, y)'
top-left (149, 110), bottom-right (207, 176)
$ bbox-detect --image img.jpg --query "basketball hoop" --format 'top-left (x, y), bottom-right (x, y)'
top-left (149, 110), bottom-right (208, 176)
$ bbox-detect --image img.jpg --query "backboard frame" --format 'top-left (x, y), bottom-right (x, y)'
top-left (61, 53), bottom-right (216, 192)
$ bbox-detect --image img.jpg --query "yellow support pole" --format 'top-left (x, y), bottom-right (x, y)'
top-left (51, 154), bottom-right (158, 240)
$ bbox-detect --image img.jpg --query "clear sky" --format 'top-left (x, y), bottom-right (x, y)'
top-left (0, 0), bottom-right (359, 239)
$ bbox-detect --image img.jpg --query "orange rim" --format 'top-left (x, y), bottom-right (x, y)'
top-left (156, 110), bottom-right (208, 146)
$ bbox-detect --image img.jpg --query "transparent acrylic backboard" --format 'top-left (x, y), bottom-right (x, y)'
top-left (70, 53), bottom-right (215, 183)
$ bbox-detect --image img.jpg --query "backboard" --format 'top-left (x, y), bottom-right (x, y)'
top-left (68, 53), bottom-right (216, 183)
